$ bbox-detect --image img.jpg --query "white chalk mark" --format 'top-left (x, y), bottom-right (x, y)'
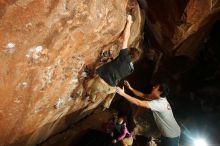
top-left (16, 82), bottom-right (28, 90)
top-left (26, 45), bottom-right (43, 58)
top-left (7, 42), bottom-right (16, 49)
top-left (4, 42), bottom-right (16, 54)
top-left (55, 97), bottom-right (65, 109)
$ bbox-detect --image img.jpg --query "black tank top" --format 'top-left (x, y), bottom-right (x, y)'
top-left (96, 49), bottom-right (134, 86)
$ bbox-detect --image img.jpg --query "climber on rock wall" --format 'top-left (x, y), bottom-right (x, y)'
top-left (116, 81), bottom-right (181, 146)
top-left (85, 14), bottom-right (139, 110)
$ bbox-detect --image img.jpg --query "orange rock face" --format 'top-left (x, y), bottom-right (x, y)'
top-left (1, 0), bottom-right (220, 145)
top-left (0, 0), bottom-right (143, 145)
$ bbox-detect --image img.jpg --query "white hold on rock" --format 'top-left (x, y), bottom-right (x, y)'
top-left (68, 96), bottom-right (73, 101)
top-left (25, 22), bottom-right (32, 28)
top-left (35, 46), bottom-right (43, 53)
top-left (85, 96), bottom-right (90, 101)
top-left (5, 42), bottom-right (16, 54)
top-left (81, 71), bottom-right (88, 78)
top-left (69, 76), bottom-right (79, 91)
top-left (16, 82), bottom-right (28, 90)
top-left (70, 76), bottom-right (78, 84)
top-left (26, 45), bottom-right (43, 59)
top-left (7, 42), bottom-right (16, 49)
top-left (55, 97), bottom-right (65, 109)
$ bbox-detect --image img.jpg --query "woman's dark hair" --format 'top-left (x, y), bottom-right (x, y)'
top-left (117, 113), bottom-right (127, 121)
top-left (158, 82), bottom-right (169, 97)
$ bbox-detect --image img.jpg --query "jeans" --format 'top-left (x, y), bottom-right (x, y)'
top-left (160, 136), bottom-right (180, 146)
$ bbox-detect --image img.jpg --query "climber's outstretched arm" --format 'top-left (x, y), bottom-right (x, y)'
top-left (122, 15), bottom-right (133, 49)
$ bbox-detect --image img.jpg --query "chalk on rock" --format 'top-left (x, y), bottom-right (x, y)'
top-left (55, 97), bottom-right (65, 109)
top-left (81, 71), bottom-right (88, 78)
top-left (4, 42), bottom-right (16, 54)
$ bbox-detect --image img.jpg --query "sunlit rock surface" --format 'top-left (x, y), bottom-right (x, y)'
top-left (0, 0), bottom-right (143, 145)
top-left (0, 0), bottom-right (220, 146)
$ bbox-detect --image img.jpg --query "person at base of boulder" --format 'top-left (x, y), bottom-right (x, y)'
top-left (106, 114), bottom-right (133, 146)
top-left (116, 81), bottom-right (181, 146)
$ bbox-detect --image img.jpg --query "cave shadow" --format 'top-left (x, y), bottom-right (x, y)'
top-left (73, 129), bottom-right (121, 146)
top-left (74, 129), bottom-right (153, 146)
top-left (150, 19), bottom-right (220, 145)
top-left (177, 20), bottom-right (220, 145)
top-left (144, 0), bottom-right (190, 51)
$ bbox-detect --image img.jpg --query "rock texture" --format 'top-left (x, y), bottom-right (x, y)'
top-left (142, 0), bottom-right (220, 57)
top-left (0, 0), bottom-right (143, 145)
top-left (1, 0), bottom-right (220, 146)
